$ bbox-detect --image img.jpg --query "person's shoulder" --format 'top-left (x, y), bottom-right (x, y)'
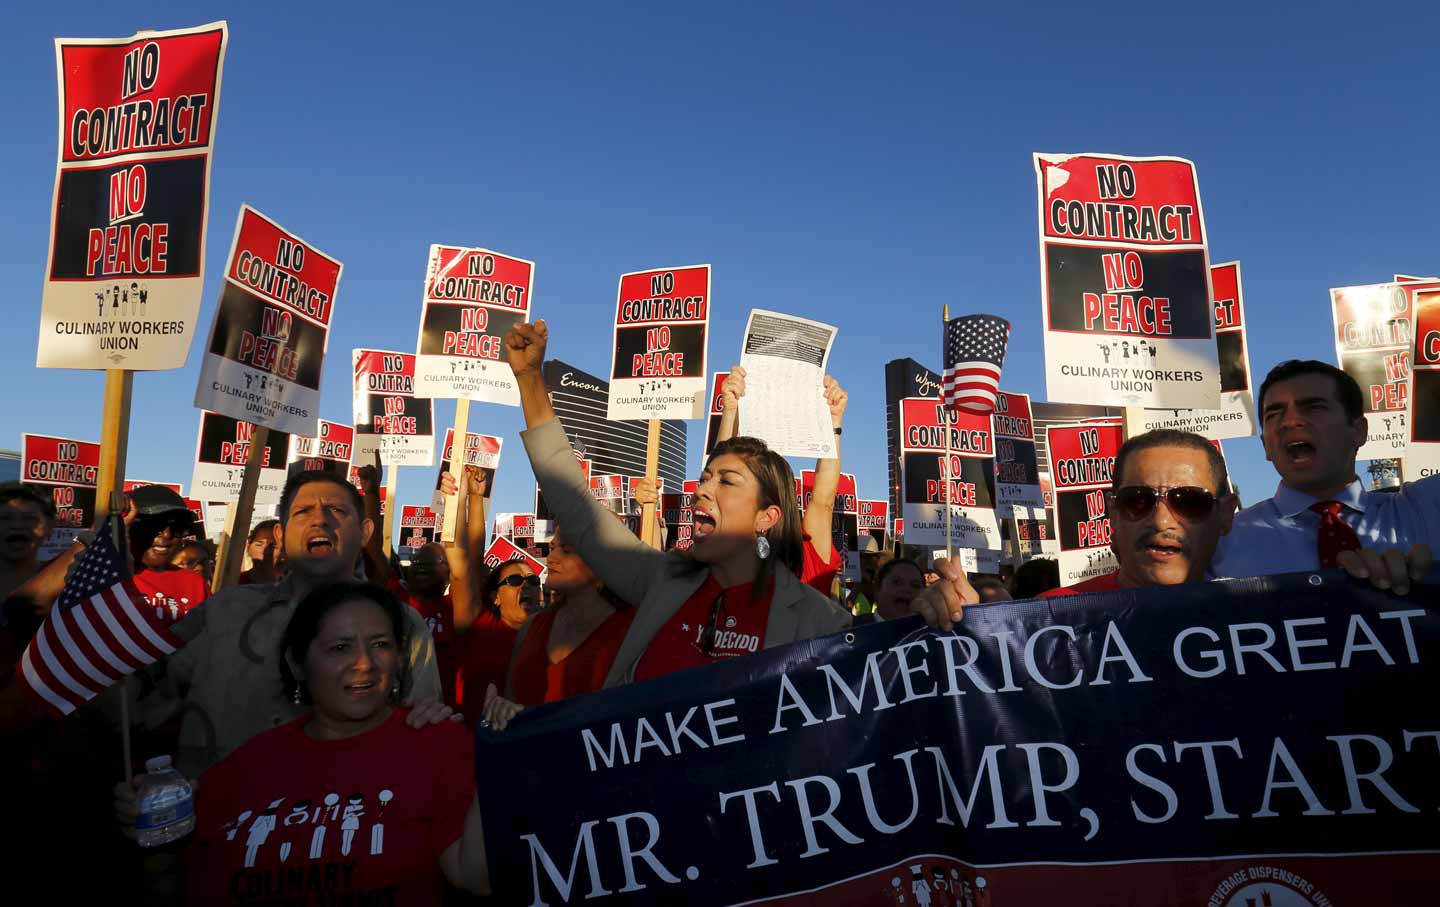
top-left (392, 709), bottom-right (473, 754)
top-left (1229, 493), bottom-right (1283, 529)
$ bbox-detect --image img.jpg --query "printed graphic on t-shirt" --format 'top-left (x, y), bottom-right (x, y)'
top-left (220, 787), bottom-right (399, 870)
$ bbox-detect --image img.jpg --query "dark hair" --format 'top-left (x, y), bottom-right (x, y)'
top-left (249, 518), bottom-right (280, 542)
top-left (176, 539), bottom-right (215, 558)
top-left (478, 558), bottom-right (536, 618)
top-left (1012, 557), bottom-right (1061, 599)
top-left (549, 526), bottom-right (630, 611)
top-left (1112, 429), bottom-right (1230, 496)
top-left (278, 471), bottom-right (365, 526)
top-left (0, 483), bottom-right (56, 521)
top-left (876, 558), bottom-right (923, 588)
top-left (1258, 359), bottom-right (1364, 423)
top-left (280, 581), bottom-right (410, 706)
top-left (697, 436), bottom-right (804, 594)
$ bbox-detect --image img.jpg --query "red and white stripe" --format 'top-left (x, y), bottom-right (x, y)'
top-left (18, 581), bottom-right (180, 716)
top-left (942, 363), bottom-right (1002, 414)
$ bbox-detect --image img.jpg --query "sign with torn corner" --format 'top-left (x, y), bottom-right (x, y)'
top-left (475, 572), bottom-right (1440, 906)
top-left (1035, 152), bottom-right (1220, 409)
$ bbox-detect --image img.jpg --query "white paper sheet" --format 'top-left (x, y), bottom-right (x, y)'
top-left (737, 309), bottom-right (838, 459)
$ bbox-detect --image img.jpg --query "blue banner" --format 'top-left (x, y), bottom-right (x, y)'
top-left (476, 572), bottom-right (1439, 906)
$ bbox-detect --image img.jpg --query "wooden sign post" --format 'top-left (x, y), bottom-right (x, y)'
top-left (95, 370), bottom-right (134, 517)
top-left (383, 463), bottom-right (399, 558)
top-left (441, 400), bottom-right (471, 543)
top-left (212, 424), bottom-right (269, 592)
top-left (639, 419), bottom-right (661, 547)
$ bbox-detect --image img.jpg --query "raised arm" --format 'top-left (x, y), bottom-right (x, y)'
top-left (356, 458), bottom-right (390, 588)
top-left (803, 376), bottom-right (848, 563)
top-left (451, 467), bottom-right (489, 631)
top-left (507, 321), bottom-right (665, 606)
top-left (715, 364), bottom-right (744, 444)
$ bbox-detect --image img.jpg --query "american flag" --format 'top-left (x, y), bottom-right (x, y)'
top-left (17, 516), bottom-right (181, 716)
top-left (942, 314), bottom-right (1011, 415)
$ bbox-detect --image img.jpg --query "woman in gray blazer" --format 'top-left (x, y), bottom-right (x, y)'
top-left (505, 320), bottom-right (851, 687)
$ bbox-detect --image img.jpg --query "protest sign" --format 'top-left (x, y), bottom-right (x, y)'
top-left (476, 572), bottom-right (1440, 906)
top-left (413, 244), bottom-right (534, 405)
top-left (1329, 282), bottom-right (1429, 460)
top-left (122, 480), bottom-right (182, 495)
top-left (1126, 260), bottom-right (1257, 440)
top-left (21, 434), bottom-right (99, 559)
top-left (702, 371), bottom-right (729, 459)
top-left (991, 391), bottom-right (1045, 517)
top-left (286, 419), bottom-right (352, 480)
top-left (1408, 286), bottom-right (1440, 477)
top-left (430, 428), bottom-right (502, 510)
top-left (898, 397), bottom-right (1000, 550)
top-left (542, 360), bottom-right (690, 486)
top-left (38, 22), bottom-right (228, 370)
top-left (801, 470), bottom-right (860, 581)
top-left (481, 535), bottom-right (545, 576)
top-left (511, 513), bottom-right (535, 546)
top-left (194, 205), bottom-right (342, 436)
top-left (1011, 515), bottom-right (1059, 561)
top-left (885, 358), bottom-right (942, 532)
top-left (397, 505), bottom-right (439, 557)
top-left (190, 410), bottom-right (288, 505)
top-left (352, 349), bottom-right (435, 466)
top-left (858, 499), bottom-right (888, 549)
top-left (607, 265), bottom-right (710, 421)
top-left (344, 465), bottom-right (386, 519)
top-left (670, 479), bottom-right (698, 551)
top-left (590, 474), bottom-right (628, 516)
top-left (935, 546), bottom-right (1002, 573)
top-left (1046, 422), bottom-right (1121, 585)
top-left (737, 310), bottom-right (838, 459)
top-left (1035, 152), bottom-right (1220, 408)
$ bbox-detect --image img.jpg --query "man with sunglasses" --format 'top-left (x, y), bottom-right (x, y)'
top-left (1042, 429), bottom-right (1237, 596)
top-left (1210, 360), bottom-right (1436, 591)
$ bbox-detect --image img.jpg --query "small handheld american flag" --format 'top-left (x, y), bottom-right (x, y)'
top-left (17, 515), bottom-right (181, 716)
top-left (942, 314), bottom-right (1011, 415)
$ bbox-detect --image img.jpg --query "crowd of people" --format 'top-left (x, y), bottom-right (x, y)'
top-left (0, 321), bottom-right (1436, 904)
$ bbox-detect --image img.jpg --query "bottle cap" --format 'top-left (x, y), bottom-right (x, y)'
top-left (145, 755), bottom-right (173, 773)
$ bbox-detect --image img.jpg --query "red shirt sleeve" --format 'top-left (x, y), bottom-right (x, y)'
top-left (799, 534), bottom-right (841, 595)
top-left (426, 722), bottom-right (475, 857)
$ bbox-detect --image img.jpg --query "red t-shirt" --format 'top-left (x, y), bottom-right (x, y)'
top-left (1039, 571), bottom-right (1123, 597)
top-left (799, 533), bottom-right (842, 595)
top-left (509, 606), bottom-right (636, 706)
top-left (134, 566), bottom-right (209, 622)
top-left (190, 708), bottom-right (473, 906)
top-left (388, 578), bottom-right (457, 705)
top-left (633, 576), bottom-right (772, 682)
top-left (455, 609), bottom-right (519, 718)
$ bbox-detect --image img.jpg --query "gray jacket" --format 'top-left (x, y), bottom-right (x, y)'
top-left (521, 419), bottom-right (850, 688)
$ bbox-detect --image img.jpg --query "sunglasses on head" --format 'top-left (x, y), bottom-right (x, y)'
top-left (1108, 485), bottom-right (1218, 522)
top-left (498, 573), bottom-right (541, 588)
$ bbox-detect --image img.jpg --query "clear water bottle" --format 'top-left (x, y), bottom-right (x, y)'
top-left (135, 755), bottom-right (195, 848)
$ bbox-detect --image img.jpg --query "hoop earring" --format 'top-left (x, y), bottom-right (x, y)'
top-left (755, 533), bottom-right (772, 560)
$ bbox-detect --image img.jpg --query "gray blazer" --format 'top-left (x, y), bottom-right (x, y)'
top-left (521, 420), bottom-right (851, 688)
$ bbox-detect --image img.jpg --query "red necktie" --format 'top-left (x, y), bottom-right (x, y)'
top-left (1310, 501), bottom-right (1361, 568)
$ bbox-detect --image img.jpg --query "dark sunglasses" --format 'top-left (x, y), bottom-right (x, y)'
top-left (498, 574), bottom-right (541, 588)
top-left (1108, 485), bottom-right (1218, 522)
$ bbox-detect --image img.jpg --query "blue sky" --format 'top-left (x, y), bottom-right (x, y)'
top-left (2, 1), bottom-right (1437, 535)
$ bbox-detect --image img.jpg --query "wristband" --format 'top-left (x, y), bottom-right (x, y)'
top-left (833, 427), bottom-right (843, 436)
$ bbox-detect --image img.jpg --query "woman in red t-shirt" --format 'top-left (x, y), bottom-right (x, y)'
top-left (189, 581), bottom-right (491, 905)
top-left (454, 560), bottom-right (536, 717)
top-left (503, 321), bottom-right (850, 692)
top-left (507, 527), bottom-right (635, 706)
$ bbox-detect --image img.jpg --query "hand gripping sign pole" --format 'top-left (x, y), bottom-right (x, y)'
top-left (212, 424), bottom-right (269, 592)
top-left (640, 419), bottom-right (661, 547)
top-left (441, 401), bottom-right (471, 543)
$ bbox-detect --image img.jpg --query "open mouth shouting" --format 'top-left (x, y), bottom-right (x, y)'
top-left (305, 532), bottom-right (337, 557)
top-left (343, 677), bottom-right (380, 700)
top-left (693, 505), bottom-right (718, 542)
top-left (1137, 533), bottom-right (1187, 564)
